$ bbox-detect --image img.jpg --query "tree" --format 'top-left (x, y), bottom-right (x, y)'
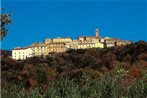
top-left (0, 9), bottom-right (11, 40)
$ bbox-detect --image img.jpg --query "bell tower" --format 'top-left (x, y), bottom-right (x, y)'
top-left (96, 28), bottom-right (99, 37)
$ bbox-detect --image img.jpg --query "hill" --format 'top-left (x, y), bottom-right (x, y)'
top-left (1, 41), bottom-right (147, 98)
top-left (0, 49), bottom-right (11, 58)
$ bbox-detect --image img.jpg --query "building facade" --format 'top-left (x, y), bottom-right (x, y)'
top-left (30, 42), bottom-right (48, 56)
top-left (65, 40), bottom-right (81, 49)
top-left (12, 28), bottom-right (131, 60)
top-left (12, 48), bottom-right (33, 60)
top-left (53, 37), bottom-right (72, 43)
top-left (47, 42), bottom-right (67, 53)
top-left (78, 43), bottom-right (96, 49)
top-left (44, 38), bottom-right (52, 44)
top-left (104, 37), bottom-right (131, 47)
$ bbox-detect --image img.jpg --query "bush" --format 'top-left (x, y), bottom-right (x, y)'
top-left (1, 69), bottom-right (147, 98)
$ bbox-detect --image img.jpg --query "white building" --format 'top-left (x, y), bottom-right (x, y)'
top-left (78, 43), bottom-right (96, 49)
top-left (12, 47), bottom-right (33, 60)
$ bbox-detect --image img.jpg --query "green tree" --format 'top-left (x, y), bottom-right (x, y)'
top-left (0, 9), bottom-right (11, 40)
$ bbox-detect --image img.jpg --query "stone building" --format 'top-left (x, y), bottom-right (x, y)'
top-left (12, 47), bottom-right (33, 60)
top-left (29, 42), bottom-right (48, 56)
top-left (78, 28), bottom-right (103, 43)
top-left (44, 38), bottom-right (52, 44)
top-left (53, 37), bottom-right (72, 43)
top-left (104, 37), bottom-right (131, 47)
top-left (78, 43), bottom-right (96, 49)
top-left (65, 40), bottom-right (81, 49)
top-left (95, 42), bottom-right (104, 48)
top-left (12, 28), bottom-right (132, 60)
top-left (47, 42), bottom-right (67, 53)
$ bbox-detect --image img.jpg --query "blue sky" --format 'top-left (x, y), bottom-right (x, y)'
top-left (1, 0), bottom-right (147, 50)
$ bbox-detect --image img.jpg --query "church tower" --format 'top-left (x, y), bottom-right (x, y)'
top-left (96, 28), bottom-right (99, 37)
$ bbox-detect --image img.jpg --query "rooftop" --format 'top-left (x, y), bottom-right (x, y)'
top-left (13, 47), bottom-right (28, 50)
top-left (78, 36), bottom-right (102, 39)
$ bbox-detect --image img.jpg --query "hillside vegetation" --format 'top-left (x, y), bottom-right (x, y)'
top-left (1, 41), bottom-right (147, 98)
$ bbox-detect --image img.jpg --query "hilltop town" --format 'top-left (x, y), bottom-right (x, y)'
top-left (12, 28), bottom-right (131, 60)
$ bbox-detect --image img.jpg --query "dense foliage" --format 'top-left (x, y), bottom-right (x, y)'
top-left (0, 13), bottom-right (11, 40)
top-left (1, 41), bottom-right (147, 97)
top-left (0, 49), bottom-right (11, 58)
top-left (2, 72), bottom-right (147, 98)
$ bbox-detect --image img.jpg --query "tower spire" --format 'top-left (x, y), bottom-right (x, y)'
top-left (96, 28), bottom-right (99, 37)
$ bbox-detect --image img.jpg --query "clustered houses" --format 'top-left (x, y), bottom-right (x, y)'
top-left (12, 28), bottom-right (131, 60)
